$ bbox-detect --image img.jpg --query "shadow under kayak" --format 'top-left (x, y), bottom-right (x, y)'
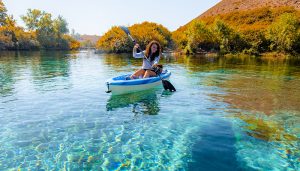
top-left (106, 70), bottom-right (171, 95)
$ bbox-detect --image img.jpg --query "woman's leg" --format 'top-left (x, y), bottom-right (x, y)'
top-left (130, 69), bottom-right (145, 79)
top-left (143, 70), bottom-right (157, 78)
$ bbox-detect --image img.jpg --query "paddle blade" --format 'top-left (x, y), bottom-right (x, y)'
top-left (120, 26), bottom-right (136, 43)
top-left (120, 26), bottom-right (130, 35)
top-left (162, 80), bottom-right (176, 92)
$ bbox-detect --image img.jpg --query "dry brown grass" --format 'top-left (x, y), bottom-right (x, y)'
top-left (199, 0), bottom-right (300, 18)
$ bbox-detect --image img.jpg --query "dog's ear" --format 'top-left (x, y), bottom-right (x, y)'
top-left (157, 64), bottom-right (163, 68)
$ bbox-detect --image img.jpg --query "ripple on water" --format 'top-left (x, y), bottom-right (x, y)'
top-left (1, 52), bottom-right (300, 170)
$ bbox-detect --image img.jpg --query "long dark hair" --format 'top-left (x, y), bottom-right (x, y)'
top-left (145, 40), bottom-right (162, 61)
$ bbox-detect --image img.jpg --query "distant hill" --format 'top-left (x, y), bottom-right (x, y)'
top-left (76, 34), bottom-right (100, 43)
top-left (72, 34), bottom-right (100, 48)
top-left (199, 0), bottom-right (300, 18)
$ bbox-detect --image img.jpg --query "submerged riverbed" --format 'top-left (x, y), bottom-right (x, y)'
top-left (0, 51), bottom-right (299, 170)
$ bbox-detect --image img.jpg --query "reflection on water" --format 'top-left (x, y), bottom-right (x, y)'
top-left (106, 89), bottom-right (160, 115)
top-left (198, 55), bottom-right (300, 170)
top-left (174, 53), bottom-right (300, 75)
top-left (211, 75), bottom-right (300, 115)
top-left (0, 51), bottom-right (73, 96)
top-left (0, 51), bottom-right (300, 170)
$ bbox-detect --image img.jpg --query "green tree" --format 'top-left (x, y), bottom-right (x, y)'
top-left (243, 30), bottom-right (269, 55)
top-left (21, 9), bottom-right (74, 49)
top-left (22, 9), bottom-right (55, 48)
top-left (71, 29), bottom-right (81, 40)
top-left (213, 19), bottom-right (247, 54)
top-left (184, 20), bottom-right (217, 54)
top-left (36, 12), bottom-right (55, 48)
top-left (53, 15), bottom-right (69, 38)
top-left (53, 16), bottom-right (69, 48)
top-left (214, 20), bottom-right (232, 53)
top-left (266, 13), bottom-right (299, 53)
top-left (21, 9), bottom-right (43, 31)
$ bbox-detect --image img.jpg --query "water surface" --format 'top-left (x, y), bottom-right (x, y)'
top-left (0, 51), bottom-right (299, 170)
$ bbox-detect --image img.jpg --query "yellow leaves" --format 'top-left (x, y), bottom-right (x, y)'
top-left (130, 21), bottom-right (171, 48)
top-left (70, 41), bottom-right (80, 50)
top-left (96, 22), bottom-right (172, 53)
top-left (63, 34), bottom-right (80, 50)
top-left (0, 26), bottom-right (11, 45)
top-left (96, 26), bottom-right (128, 52)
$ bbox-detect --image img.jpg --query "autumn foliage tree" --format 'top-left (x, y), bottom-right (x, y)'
top-left (63, 35), bottom-right (80, 50)
top-left (0, 1), bottom-right (38, 50)
top-left (96, 22), bottom-right (172, 53)
top-left (96, 26), bottom-right (130, 53)
top-left (1, 15), bottom-right (39, 50)
top-left (129, 22), bottom-right (172, 50)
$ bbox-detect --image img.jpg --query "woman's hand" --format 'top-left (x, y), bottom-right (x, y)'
top-left (134, 44), bottom-right (140, 49)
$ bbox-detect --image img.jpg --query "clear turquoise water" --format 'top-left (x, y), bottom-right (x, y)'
top-left (0, 51), bottom-right (299, 170)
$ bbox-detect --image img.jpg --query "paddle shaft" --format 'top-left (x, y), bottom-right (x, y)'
top-left (120, 26), bottom-right (143, 52)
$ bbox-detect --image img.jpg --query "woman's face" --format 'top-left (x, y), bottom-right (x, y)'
top-left (151, 44), bottom-right (158, 53)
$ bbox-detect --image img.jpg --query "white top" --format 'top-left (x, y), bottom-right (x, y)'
top-left (133, 49), bottom-right (160, 70)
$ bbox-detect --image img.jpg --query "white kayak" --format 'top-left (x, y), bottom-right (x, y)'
top-left (106, 70), bottom-right (171, 95)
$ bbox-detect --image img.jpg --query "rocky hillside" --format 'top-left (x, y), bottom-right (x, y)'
top-left (199, 0), bottom-right (300, 18)
top-left (172, 0), bottom-right (300, 54)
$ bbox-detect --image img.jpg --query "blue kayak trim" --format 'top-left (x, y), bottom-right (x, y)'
top-left (106, 70), bottom-right (171, 86)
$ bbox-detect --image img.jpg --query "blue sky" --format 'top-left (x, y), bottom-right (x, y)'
top-left (3, 0), bottom-right (220, 35)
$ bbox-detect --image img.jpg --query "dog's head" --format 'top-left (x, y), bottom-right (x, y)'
top-left (153, 64), bottom-right (163, 74)
top-left (156, 64), bottom-right (163, 69)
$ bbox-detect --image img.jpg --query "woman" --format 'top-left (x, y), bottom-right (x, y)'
top-left (130, 40), bottom-right (162, 79)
